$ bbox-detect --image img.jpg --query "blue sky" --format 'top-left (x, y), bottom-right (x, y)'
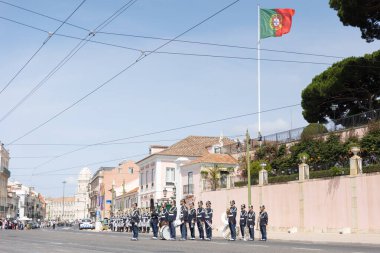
top-left (1, 0), bottom-right (379, 197)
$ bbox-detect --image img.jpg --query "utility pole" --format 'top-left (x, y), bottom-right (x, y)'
top-left (62, 181), bottom-right (66, 221)
top-left (246, 130), bottom-right (252, 206)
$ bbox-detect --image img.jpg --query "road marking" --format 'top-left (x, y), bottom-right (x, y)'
top-left (293, 247), bottom-right (321, 251)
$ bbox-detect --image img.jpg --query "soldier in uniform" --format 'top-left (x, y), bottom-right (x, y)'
top-left (141, 209), bottom-right (148, 233)
top-left (150, 206), bottom-right (159, 239)
top-left (259, 205), bottom-right (268, 241)
top-left (228, 200), bottom-right (237, 241)
top-left (159, 203), bottom-right (168, 229)
top-left (196, 201), bottom-right (205, 240)
top-left (168, 200), bottom-right (177, 240)
top-left (239, 204), bottom-right (248, 241)
top-left (131, 203), bottom-right (140, 241)
top-left (188, 202), bottom-right (196, 240)
top-left (247, 205), bottom-right (256, 241)
top-left (179, 199), bottom-right (188, 240)
top-left (205, 201), bottom-right (213, 241)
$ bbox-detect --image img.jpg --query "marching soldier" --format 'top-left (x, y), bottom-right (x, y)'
top-left (159, 203), bottom-right (168, 226)
top-left (168, 200), bottom-right (177, 240)
top-left (179, 199), bottom-right (188, 240)
top-left (259, 205), bottom-right (268, 241)
top-left (205, 201), bottom-right (213, 241)
top-left (150, 206), bottom-right (159, 239)
top-left (196, 201), bottom-right (205, 240)
top-left (247, 205), bottom-right (256, 241)
top-left (142, 209), bottom-right (148, 233)
top-left (228, 200), bottom-right (237, 241)
top-left (188, 202), bottom-right (196, 240)
top-left (239, 204), bottom-right (248, 241)
top-left (131, 203), bottom-right (140, 241)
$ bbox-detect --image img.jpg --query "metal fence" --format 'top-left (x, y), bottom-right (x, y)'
top-left (222, 108), bottom-right (380, 154)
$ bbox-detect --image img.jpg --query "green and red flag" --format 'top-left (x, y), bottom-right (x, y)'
top-left (260, 8), bottom-right (295, 39)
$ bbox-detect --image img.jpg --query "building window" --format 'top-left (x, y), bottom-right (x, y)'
top-left (146, 170), bottom-right (149, 188)
top-left (128, 167), bottom-right (134, 174)
top-left (151, 169), bottom-right (155, 186)
top-left (188, 172), bottom-right (193, 185)
top-left (165, 167), bottom-right (175, 185)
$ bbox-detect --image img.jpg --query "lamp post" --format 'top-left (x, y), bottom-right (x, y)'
top-left (330, 104), bottom-right (338, 130)
top-left (62, 181), bottom-right (66, 221)
top-left (246, 130), bottom-right (252, 206)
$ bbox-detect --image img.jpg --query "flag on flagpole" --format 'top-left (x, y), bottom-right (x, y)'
top-left (260, 8), bottom-right (295, 39)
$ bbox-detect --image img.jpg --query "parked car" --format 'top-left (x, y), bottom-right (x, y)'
top-left (27, 221), bottom-right (39, 229)
top-left (79, 219), bottom-right (94, 230)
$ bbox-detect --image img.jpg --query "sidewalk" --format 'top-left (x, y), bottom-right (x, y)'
top-left (266, 231), bottom-right (380, 245)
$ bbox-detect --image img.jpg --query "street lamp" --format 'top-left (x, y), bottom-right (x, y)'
top-left (172, 185), bottom-right (176, 200)
top-left (62, 181), bottom-right (66, 222)
top-left (163, 188), bottom-right (168, 198)
top-left (330, 104), bottom-right (338, 130)
top-left (260, 162), bottom-right (267, 170)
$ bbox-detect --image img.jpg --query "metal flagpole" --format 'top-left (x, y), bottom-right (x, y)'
top-left (257, 4), bottom-right (262, 144)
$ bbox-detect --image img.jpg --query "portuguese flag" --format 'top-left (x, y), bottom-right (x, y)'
top-left (260, 8), bottom-right (295, 39)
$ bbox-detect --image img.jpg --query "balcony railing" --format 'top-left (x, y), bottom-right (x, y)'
top-left (183, 184), bottom-right (194, 195)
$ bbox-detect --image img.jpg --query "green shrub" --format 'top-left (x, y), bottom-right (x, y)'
top-left (363, 164), bottom-right (380, 173)
top-left (268, 174), bottom-right (298, 184)
top-left (234, 181), bottom-right (247, 187)
top-left (301, 123), bottom-right (328, 140)
top-left (310, 167), bottom-right (349, 179)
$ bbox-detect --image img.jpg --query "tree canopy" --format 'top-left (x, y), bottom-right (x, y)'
top-left (301, 50), bottom-right (380, 124)
top-left (329, 0), bottom-right (380, 42)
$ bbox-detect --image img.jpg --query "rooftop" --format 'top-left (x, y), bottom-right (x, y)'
top-left (186, 153), bottom-right (238, 166)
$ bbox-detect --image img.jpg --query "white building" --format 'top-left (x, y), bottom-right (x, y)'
top-left (0, 142), bottom-right (10, 219)
top-left (136, 136), bottom-right (235, 209)
top-left (46, 167), bottom-right (92, 221)
top-left (45, 197), bottom-right (76, 221)
top-left (74, 167), bottom-right (92, 219)
top-left (8, 181), bottom-right (46, 220)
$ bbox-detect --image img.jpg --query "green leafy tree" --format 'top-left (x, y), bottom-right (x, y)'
top-left (302, 50), bottom-right (380, 125)
top-left (329, 0), bottom-right (380, 42)
top-left (360, 122), bottom-right (380, 157)
top-left (301, 123), bottom-right (328, 140)
top-left (204, 165), bottom-right (221, 191)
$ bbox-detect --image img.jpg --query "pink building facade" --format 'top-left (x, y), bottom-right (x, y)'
top-left (199, 172), bottom-right (380, 234)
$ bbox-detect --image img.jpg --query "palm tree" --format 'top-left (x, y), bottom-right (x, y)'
top-left (206, 165), bottom-right (221, 191)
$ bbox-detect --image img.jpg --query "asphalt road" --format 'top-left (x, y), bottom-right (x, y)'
top-left (1, 228), bottom-right (379, 253)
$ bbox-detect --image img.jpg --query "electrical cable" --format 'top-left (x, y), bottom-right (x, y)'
top-left (6, 0), bottom-right (241, 146)
top-left (0, 0), bottom-right (87, 95)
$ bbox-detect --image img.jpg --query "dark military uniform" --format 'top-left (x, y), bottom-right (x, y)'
top-left (180, 205), bottom-right (188, 240)
top-left (228, 206), bottom-right (237, 240)
top-left (240, 209), bottom-right (248, 239)
top-left (168, 206), bottom-right (177, 239)
top-left (188, 207), bottom-right (196, 240)
top-left (131, 208), bottom-right (140, 240)
top-left (205, 207), bottom-right (213, 240)
top-left (247, 210), bottom-right (256, 240)
top-left (150, 208), bottom-right (159, 238)
top-left (259, 211), bottom-right (268, 241)
top-left (196, 207), bottom-right (205, 240)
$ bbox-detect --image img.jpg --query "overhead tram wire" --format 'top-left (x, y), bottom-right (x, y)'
top-left (15, 0), bottom-right (140, 182)
top-left (5, 16), bottom-right (380, 68)
top-left (6, 0), bottom-right (242, 146)
top-left (7, 138), bottom-right (182, 147)
top-left (4, 18), bottom-right (380, 69)
top-left (0, 0), bottom-right (88, 95)
top-left (0, 0), bottom-right (139, 125)
top-left (0, 0), bottom-right (90, 32)
top-left (19, 133), bottom-right (247, 176)
top-left (96, 31), bottom-right (347, 60)
top-left (0, 1), bottom-right (347, 61)
top-left (18, 103), bottom-right (300, 175)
